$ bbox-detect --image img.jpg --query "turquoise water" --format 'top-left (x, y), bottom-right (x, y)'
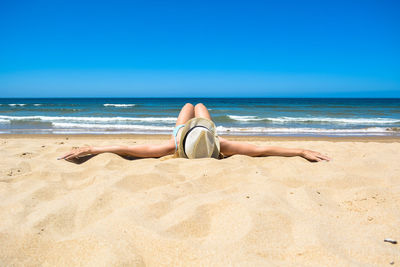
top-left (0, 98), bottom-right (399, 136)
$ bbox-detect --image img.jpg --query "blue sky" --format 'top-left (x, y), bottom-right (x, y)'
top-left (0, 0), bottom-right (399, 97)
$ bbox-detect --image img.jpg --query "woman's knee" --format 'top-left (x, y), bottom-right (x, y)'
top-left (195, 103), bottom-right (206, 109)
top-left (184, 103), bottom-right (194, 109)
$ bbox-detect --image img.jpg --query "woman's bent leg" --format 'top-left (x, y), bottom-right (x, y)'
top-left (171, 103), bottom-right (195, 150)
top-left (175, 103), bottom-right (195, 126)
top-left (194, 103), bottom-right (212, 120)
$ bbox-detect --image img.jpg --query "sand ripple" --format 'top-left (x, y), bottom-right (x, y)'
top-left (1, 136), bottom-right (400, 266)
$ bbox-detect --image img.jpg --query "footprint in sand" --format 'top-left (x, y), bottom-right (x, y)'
top-left (115, 173), bottom-right (174, 193)
top-left (146, 200), bottom-right (172, 219)
top-left (341, 191), bottom-right (385, 212)
top-left (159, 201), bottom-right (252, 243)
top-left (164, 204), bottom-right (213, 239)
top-left (4, 161), bottom-right (31, 178)
top-left (81, 191), bottom-right (120, 226)
top-left (30, 184), bottom-right (65, 202)
top-left (61, 172), bottom-right (97, 190)
top-left (28, 204), bottom-right (78, 237)
top-left (154, 162), bottom-right (180, 173)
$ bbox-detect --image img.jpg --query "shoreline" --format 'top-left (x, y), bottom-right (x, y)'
top-left (1, 133), bottom-right (400, 142)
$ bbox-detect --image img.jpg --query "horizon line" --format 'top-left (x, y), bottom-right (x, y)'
top-left (0, 96), bottom-right (399, 99)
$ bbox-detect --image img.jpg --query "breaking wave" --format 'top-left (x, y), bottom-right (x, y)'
top-left (228, 115), bottom-right (400, 124)
top-left (0, 115), bottom-right (176, 123)
top-left (103, 104), bottom-right (136, 107)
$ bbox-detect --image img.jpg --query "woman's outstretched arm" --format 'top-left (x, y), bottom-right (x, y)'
top-left (219, 137), bottom-right (331, 162)
top-left (58, 140), bottom-right (176, 162)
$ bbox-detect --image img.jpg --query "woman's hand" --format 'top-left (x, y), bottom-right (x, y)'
top-left (301, 149), bottom-right (331, 162)
top-left (58, 146), bottom-right (93, 163)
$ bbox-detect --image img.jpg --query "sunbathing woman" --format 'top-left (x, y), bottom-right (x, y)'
top-left (59, 103), bottom-right (331, 163)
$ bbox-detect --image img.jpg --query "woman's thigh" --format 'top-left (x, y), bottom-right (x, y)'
top-left (175, 103), bottom-right (195, 126)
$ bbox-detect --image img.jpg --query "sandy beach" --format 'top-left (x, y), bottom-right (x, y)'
top-left (1, 134), bottom-right (399, 266)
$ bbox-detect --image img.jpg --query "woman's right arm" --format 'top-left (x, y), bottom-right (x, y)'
top-left (59, 140), bottom-right (176, 161)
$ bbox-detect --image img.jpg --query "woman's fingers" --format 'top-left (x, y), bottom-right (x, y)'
top-left (58, 152), bottom-right (73, 160)
top-left (318, 154), bottom-right (331, 161)
top-left (324, 156), bottom-right (331, 161)
top-left (303, 150), bottom-right (330, 162)
top-left (312, 156), bottom-right (321, 162)
top-left (65, 153), bottom-right (78, 160)
top-left (305, 154), bottom-right (318, 162)
top-left (58, 148), bottom-right (80, 160)
top-left (308, 150), bottom-right (331, 161)
top-left (60, 147), bottom-right (92, 161)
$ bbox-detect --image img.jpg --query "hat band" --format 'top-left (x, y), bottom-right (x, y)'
top-left (182, 125), bottom-right (210, 158)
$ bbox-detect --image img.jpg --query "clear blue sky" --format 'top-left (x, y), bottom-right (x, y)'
top-left (0, 0), bottom-right (399, 97)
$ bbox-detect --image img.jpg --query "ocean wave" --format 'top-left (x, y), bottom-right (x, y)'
top-left (55, 124), bottom-right (393, 134)
top-left (0, 115), bottom-right (177, 123)
top-left (35, 120), bottom-right (399, 135)
top-left (103, 104), bottom-right (136, 107)
top-left (33, 104), bottom-right (42, 106)
top-left (53, 122), bottom-right (173, 131)
top-left (53, 130), bottom-right (163, 134)
top-left (228, 115), bottom-right (263, 121)
top-left (9, 104), bottom-right (26, 107)
top-left (24, 122), bottom-right (400, 136)
top-left (0, 120), bottom-right (396, 136)
top-left (227, 115), bottom-right (400, 124)
top-left (216, 126), bottom-right (393, 134)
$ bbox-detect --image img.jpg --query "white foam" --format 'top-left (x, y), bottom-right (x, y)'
top-left (33, 104), bottom-right (42, 106)
top-left (269, 117), bottom-right (400, 124)
top-left (53, 122), bottom-right (173, 131)
top-left (0, 115), bottom-right (397, 136)
top-left (8, 104), bottom-right (26, 107)
top-left (228, 115), bottom-right (400, 124)
top-left (103, 104), bottom-right (136, 107)
top-left (228, 115), bottom-right (263, 121)
top-left (0, 115), bottom-right (177, 123)
top-left (216, 126), bottom-right (392, 134)
top-left (51, 123), bottom-right (396, 136)
top-left (52, 130), bottom-right (162, 135)
top-left (43, 124), bottom-right (400, 136)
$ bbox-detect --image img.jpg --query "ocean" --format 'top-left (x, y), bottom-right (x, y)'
top-left (0, 98), bottom-right (399, 136)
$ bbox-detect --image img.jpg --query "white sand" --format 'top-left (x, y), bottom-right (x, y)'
top-left (1, 135), bottom-right (399, 266)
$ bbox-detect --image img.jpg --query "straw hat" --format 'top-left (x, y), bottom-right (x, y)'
top-left (178, 118), bottom-right (220, 159)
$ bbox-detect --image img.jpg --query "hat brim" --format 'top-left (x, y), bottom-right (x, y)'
top-left (178, 118), bottom-right (220, 158)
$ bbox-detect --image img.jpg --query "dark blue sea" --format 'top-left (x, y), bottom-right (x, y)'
top-left (0, 98), bottom-right (399, 136)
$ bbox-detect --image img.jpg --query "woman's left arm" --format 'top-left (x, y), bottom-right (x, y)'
top-left (219, 137), bottom-right (331, 162)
